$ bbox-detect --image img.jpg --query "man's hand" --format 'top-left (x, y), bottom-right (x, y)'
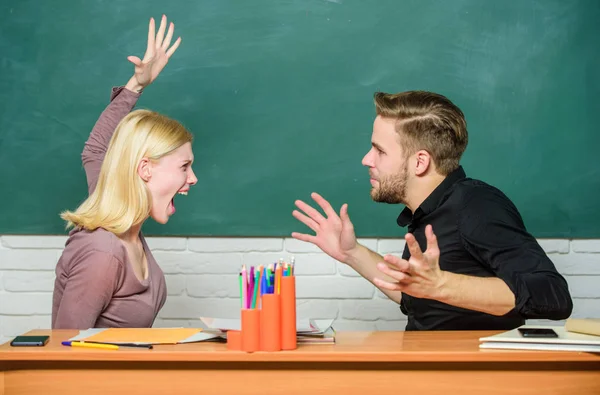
top-left (125, 15), bottom-right (181, 92)
top-left (291, 192), bottom-right (358, 264)
top-left (374, 224), bottom-right (447, 300)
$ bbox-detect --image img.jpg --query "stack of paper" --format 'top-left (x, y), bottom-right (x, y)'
top-left (68, 319), bottom-right (337, 347)
top-left (199, 317), bottom-right (336, 344)
top-left (479, 325), bottom-right (600, 353)
top-left (297, 320), bottom-right (336, 344)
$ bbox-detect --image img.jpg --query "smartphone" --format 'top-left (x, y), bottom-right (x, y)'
top-left (10, 335), bottom-right (50, 346)
top-left (517, 328), bottom-right (558, 338)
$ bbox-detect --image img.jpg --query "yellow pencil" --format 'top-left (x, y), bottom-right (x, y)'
top-left (64, 341), bottom-right (119, 350)
top-left (275, 264), bottom-right (282, 294)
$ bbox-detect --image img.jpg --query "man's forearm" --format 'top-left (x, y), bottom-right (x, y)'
top-left (438, 272), bottom-right (515, 316)
top-left (346, 244), bottom-right (403, 304)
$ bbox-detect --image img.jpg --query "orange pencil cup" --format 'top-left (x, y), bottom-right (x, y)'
top-left (280, 275), bottom-right (297, 350)
top-left (226, 330), bottom-right (242, 351)
top-left (241, 308), bottom-right (260, 353)
top-left (260, 293), bottom-right (281, 351)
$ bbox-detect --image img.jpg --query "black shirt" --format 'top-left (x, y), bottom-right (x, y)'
top-left (397, 166), bottom-right (573, 331)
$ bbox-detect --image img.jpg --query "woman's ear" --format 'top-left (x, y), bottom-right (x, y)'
top-left (138, 158), bottom-right (152, 182)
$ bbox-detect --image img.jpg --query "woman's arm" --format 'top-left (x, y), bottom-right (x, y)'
top-left (52, 250), bottom-right (123, 329)
top-left (81, 15), bottom-right (182, 194)
top-left (82, 88), bottom-right (141, 194)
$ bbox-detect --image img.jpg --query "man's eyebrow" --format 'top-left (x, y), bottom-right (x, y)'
top-left (372, 142), bottom-right (385, 151)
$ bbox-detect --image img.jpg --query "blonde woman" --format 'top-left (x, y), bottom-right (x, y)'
top-left (52, 15), bottom-right (197, 329)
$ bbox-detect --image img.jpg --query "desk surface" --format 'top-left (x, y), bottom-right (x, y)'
top-left (2, 330), bottom-right (600, 395)
top-left (2, 329), bottom-right (600, 363)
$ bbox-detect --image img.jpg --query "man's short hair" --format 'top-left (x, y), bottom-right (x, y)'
top-left (374, 91), bottom-right (468, 175)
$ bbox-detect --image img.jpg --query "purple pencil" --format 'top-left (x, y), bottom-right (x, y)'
top-left (248, 266), bottom-right (255, 309)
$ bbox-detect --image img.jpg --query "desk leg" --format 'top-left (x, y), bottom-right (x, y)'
top-left (0, 371), bottom-right (4, 395)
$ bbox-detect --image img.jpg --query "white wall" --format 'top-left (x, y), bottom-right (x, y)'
top-left (1, 235), bottom-right (599, 344)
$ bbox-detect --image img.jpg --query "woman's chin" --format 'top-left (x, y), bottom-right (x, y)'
top-left (150, 212), bottom-right (170, 224)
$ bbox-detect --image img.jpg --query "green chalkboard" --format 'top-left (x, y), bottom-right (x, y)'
top-left (1, 0), bottom-right (599, 237)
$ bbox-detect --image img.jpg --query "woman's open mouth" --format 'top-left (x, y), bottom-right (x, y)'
top-left (168, 190), bottom-right (189, 215)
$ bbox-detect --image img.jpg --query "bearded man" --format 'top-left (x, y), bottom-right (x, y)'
top-left (291, 90), bottom-right (572, 330)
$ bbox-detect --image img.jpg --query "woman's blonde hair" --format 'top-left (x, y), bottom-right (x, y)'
top-left (61, 109), bottom-right (193, 235)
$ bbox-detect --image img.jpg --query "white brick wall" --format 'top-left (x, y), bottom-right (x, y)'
top-left (1, 235), bottom-right (599, 343)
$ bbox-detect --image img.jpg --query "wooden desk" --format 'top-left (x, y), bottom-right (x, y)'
top-left (1, 329), bottom-right (599, 394)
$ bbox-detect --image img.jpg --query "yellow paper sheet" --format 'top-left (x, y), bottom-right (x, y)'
top-left (80, 328), bottom-right (202, 344)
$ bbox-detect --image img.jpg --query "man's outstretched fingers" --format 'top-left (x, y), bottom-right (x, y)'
top-left (294, 199), bottom-right (326, 224)
top-left (311, 192), bottom-right (337, 218)
top-left (291, 232), bottom-right (317, 244)
top-left (425, 224), bottom-right (439, 254)
top-left (383, 254), bottom-right (410, 273)
top-left (292, 210), bottom-right (319, 233)
top-left (405, 232), bottom-right (424, 260)
top-left (377, 262), bottom-right (410, 283)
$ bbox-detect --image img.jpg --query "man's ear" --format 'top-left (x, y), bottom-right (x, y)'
top-left (414, 150), bottom-right (432, 176)
top-left (138, 158), bottom-right (152, 182)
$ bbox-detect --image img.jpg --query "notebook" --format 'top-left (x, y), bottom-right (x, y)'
top-left (565, 318), bottom-right (600, 337)
top-left (479, 325), bottom-right (600, 352)
top-left (69, 328), bottom-right (222, 345)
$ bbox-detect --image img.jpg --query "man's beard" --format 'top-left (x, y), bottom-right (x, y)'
top-left (370, 161), bottom-right (408, 204)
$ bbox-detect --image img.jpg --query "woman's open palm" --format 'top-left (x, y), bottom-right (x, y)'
top-left (127, 15), bottom-right (181, 89)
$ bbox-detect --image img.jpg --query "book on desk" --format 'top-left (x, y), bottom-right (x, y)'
top-left (200, 317), bottom-right (336, 344)
top-left (565, 318), bottom-right (600, 337)
top-left (479, 323), bottom-right (600, 353)
top-left (64, 318), bottom-right (336, 346)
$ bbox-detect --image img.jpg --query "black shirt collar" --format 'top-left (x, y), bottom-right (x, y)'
top-left (397, 166), bottom-right (467, 227)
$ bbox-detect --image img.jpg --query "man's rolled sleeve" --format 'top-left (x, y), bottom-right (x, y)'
top-left (458, 187), bottom-right (573, 320)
